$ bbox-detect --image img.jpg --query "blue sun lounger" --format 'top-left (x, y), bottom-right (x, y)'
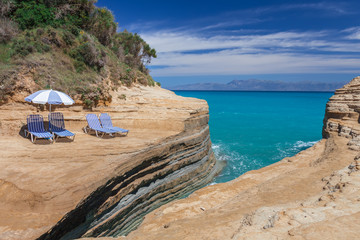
top-left (25, 114), bottom-right (54, 143)
top-left (49, 112), bottom-right (75, 141)
top-left (84, 114), bottom-right (117, 137)
top-left (99, 113), bottom-right (129, 135)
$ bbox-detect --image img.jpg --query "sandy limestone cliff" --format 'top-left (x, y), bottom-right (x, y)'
top-left (107, 77), bottom-right (360, 240)
top-left (0, 86), bottom-right (221, 239)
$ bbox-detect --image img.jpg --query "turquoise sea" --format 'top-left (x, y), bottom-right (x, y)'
top-left (174, 91), bottom-right (333, 183)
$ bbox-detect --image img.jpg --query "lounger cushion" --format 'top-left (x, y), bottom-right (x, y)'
top-left (52, 129), bottom-right (74, 137)
top-left (86, 114), bottom-right (117, 133)
top-left (31, 131), bottom-right (53, 138)
top-left (106, 126), bottom-right (129, 133)
top-left (27, 114), bottom-right (53, 140)
top-left (99, 113), bottom-right (129, 133)
top-left (49, 112), bottom-right (75, 137)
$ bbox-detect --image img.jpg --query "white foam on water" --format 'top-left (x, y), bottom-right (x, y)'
top-left (293, 140), bottom-right (318, 149)
top-left (211, 142), bottom-right (262, 183)
top-left (212, 143), bottom-right (232, 162)
top-left (212, 144), bottom-right (220, 150)
top-left (212, 140), bottom-right (319, 183)
top-left (276, 140), bottom-right (319, 159)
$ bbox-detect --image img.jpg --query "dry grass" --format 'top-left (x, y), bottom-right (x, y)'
top-left (0, 27), bottom-right (155, 107)
top-left (0, 18), bottom-right (18, 44)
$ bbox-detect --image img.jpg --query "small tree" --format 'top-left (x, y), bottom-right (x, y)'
top-left (113, 31), bottom-right (157, 72)
top-left (87, 7), bottom-right (116, 46)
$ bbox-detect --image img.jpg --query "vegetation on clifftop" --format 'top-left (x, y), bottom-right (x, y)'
top-left (0, 0), bottom-right (158, 107)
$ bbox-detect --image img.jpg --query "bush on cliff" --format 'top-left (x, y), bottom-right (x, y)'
top-left (14, 1), bottom-right (57, 30)
top-left (87, 7), bottom-right (117, 46)
top-left (113, 31), bottom-right (157, 73)
top-left (0, 0), bottom-right (160, 107)
top-left (68, 33), bottom-right (107, 71)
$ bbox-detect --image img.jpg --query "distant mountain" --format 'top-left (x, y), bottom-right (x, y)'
top-left (170, 79), bottom-right (346, 92)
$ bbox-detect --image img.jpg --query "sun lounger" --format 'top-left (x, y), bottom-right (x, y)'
top-left (99, 113), bottom-right (129, 135)
top-left (84, 113), bottom-right (117, 137)
top-left (48, 112), bottom-right (75, 141)
top-left (25, 114), bottom-right (54, 143)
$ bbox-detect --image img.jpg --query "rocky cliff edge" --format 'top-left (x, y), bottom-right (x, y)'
top-left (0, 86), bottom-right (221, 239)
top-left (104, 77), bottom-right (360, 240)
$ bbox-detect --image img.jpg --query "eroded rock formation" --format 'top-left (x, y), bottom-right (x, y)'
top-left (3, 76), bottom-right (360, 240)
top-left (0, 86), bottom-right (221, 239)
top-left (323, 76), bottom-right (360, 150)
top-left (101, 77), bottom-right (360, 240)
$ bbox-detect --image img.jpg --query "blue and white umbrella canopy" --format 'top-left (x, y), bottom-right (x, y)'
top-left (25, 90), bottom-right (74, 110)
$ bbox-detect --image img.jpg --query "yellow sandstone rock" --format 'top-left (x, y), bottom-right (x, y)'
top-left (115, 77), bottom-right (360, 240)
top-left (3, 76), bottom-right (360, 240)
top-left (0, 85), bottom-right (221, 239)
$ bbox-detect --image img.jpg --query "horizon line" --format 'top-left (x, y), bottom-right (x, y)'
top-left (169, 90), bottom-right (336, 93)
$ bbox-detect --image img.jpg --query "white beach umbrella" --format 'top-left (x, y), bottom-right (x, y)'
top-left (25, 89), bottom-right (74, 111)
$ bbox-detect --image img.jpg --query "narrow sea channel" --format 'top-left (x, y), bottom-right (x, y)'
top-left (174, 91), bottom-right (333, 183)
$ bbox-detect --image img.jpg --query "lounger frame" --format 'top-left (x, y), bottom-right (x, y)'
top-left (48, 112), bottom-right (75, 142)
top-left (84, 114), bottom-right (117, 137)
top-left (99, 113), bottom-right (129, 136)
top-left (25, 114), bottom-right (54, 143)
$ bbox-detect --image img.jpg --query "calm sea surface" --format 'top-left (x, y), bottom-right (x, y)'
top-left (174, 91), bottom-right (333, 183)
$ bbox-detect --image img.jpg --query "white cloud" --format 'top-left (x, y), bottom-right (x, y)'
top-left (344, 27), bottom-right (360, 40)
top-left (141, 31), bottom-right (329, 54)
top-left (141, 28), bottom-right (360, 77)
top-left (277, 2), bottom-right (350, 15)
top-left (150, 51), bottom-right (360, 76)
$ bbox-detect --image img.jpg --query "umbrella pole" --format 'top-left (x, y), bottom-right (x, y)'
top-left (49, 104), bottom-right (51, 112)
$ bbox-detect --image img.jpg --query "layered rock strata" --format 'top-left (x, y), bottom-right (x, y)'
top-left (323, 76), bottom-right (360, 150)
top-left (0, 86), bottom-right (221, 239)
top-left (91, 77), bottom-right (360, 240)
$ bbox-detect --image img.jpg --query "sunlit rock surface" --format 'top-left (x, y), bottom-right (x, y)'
top-left (90, 77), bottom-right (360, 240)
top-left (0, 86), bottom-right (221, 239)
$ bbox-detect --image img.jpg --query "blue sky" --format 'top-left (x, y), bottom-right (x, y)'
top-left (97, 0), bottom-right (360, 88)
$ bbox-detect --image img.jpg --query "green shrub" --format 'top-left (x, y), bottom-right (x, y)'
top-left (14, 1), bottom-right (56, 30)
top-left (11, 38), bottom-right (34, 56)
top-left (0, 44), bottom-right (11, 63)
top-left (73, 60), bottom-right (86, 73)
top-left (10, 31), bottom-right (51, 57)
top-left (69, 35), bottom-right (106, 71)
top-left (87, 7), bottom-right (116, 46)
top-left (83, 98), bottom-right (93, 108)
top-left (62, 31), bottom-right (75, 46)
top-left (147, 76), bottom-right (155, 86)
top-left (79, 84), bottom-right (110, 108)
top-left (121, 72), bottom-right (133, 87)
top-left (69, 25), bottom-right (80, 36)
top-left (34, 41), bottom-right (50, 52)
